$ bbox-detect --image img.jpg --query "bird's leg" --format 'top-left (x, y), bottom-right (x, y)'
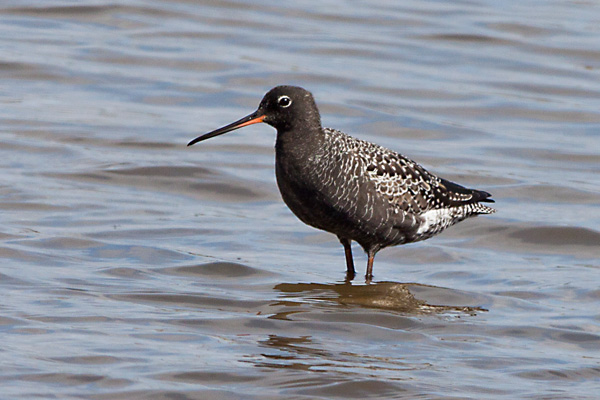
top-left (338, 237), bottom-right (355, 280)
top-left (365, 249), bottom-right (376, 281)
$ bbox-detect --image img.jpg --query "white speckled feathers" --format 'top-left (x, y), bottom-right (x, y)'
top-left (312, 128), bottom-right (495, 242)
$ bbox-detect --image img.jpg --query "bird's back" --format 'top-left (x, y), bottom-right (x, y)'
top-left (276, 127), bottom-right (495, 252)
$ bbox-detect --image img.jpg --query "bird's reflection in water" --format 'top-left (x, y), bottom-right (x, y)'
top-left (247, 281), bottom-right (486, 375)
top-left (253, 332), bottom-right (435, 375)
top-left (272, 281), bottom-right (487, 315)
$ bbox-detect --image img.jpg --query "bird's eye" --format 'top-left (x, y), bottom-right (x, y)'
top-left (277, 95), bottom-right (292, 108)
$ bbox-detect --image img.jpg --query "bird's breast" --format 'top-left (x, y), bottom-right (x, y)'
top-left (274, 147), bottom-right (410, 250)
top-left (274, 151), bottom-right (325, 228)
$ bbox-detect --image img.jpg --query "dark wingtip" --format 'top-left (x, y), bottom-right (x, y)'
top-left (439, 178), bottom-right (494, 205)
top-left (477, 190), bottom-right (495, 203)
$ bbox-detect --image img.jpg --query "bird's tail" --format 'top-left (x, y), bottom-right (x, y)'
top-left (471, 203), bottom-right (496, 215)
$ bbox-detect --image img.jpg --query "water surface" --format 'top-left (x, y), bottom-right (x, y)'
top-left (1, 1), bottom-right (599, 399)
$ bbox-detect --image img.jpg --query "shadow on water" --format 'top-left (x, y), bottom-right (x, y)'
top-left (244, 280), bottom-right (485, 384)
top-left (104, 262), bottom-right (488, 321)
top-left (153, 262), bottom-right (489, 316)
top-left (273, 281), bottom-right (487, 315)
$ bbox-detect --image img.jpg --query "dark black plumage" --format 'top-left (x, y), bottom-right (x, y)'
top-left (188, 86), bottom-right (495, 279)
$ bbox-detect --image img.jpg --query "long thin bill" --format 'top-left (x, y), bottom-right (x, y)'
top-left (187, 111), bottom-right (266, 146)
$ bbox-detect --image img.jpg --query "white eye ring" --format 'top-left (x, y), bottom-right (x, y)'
top-left (277, 95), bottom-right (292, 108)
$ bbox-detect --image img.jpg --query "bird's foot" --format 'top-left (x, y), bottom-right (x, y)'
top-left (345, 269), bottom-right (356, 283)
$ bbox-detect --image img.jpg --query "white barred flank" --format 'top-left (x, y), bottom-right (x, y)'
top-left (417, 208), bottom-right (458, 236)
top-left (416, 203), bottom-right (496, 237)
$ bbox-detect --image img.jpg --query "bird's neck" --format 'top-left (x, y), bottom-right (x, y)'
top-left (275, 126), bottom-right (324, 173)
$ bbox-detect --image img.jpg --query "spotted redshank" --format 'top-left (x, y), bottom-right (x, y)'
top-left (188, 86), bottom-right (495, 280)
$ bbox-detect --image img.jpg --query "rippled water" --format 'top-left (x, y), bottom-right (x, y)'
top-left (1, 1), bottom-right (599, 399)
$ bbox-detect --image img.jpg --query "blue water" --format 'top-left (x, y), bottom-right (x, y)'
top-left (1, 1), bottom-right (599, 399)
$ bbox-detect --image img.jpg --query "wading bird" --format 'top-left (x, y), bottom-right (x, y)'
top-left (188, 86), bottom-right (495, 279)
